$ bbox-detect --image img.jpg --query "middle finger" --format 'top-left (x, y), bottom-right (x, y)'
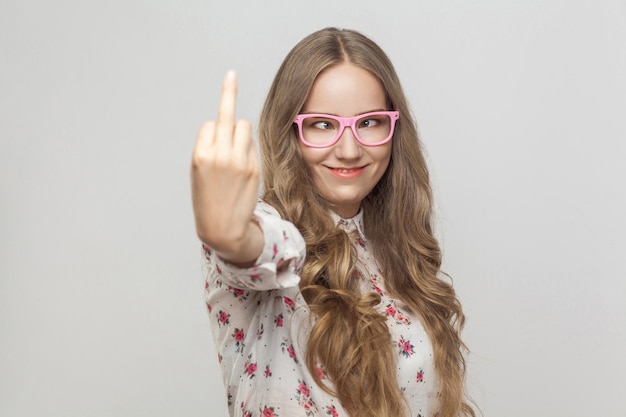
top-left (215, 70), bottom-right (238, 143)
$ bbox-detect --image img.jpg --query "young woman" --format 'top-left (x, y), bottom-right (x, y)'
top-left (191, 27), bottom-right (475, 417)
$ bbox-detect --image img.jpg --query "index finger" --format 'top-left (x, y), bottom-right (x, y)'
top-left (215, 70), bottom-right (238, 139)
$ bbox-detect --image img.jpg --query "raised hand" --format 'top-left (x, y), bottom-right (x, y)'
top-left (191, 71), bottom-right (263, 265)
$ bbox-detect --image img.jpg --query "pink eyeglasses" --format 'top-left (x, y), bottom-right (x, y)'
top-left (293, 110), bottom-right (400, 148)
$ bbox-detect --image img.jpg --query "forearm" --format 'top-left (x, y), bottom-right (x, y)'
top-left (207, 218), bottom-right (264, 268)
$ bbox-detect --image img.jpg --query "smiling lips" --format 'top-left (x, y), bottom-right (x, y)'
top-left (327, 165), bottom-right (367, 179)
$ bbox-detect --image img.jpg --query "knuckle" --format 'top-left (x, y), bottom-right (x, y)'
top-left (229, 159), bottom-right (248, 174)
top-left (198, 121), bottom-right (215, 136)
top-left (249, 167), bottom-right (260, 180)
top-left (236, 119), bottom-right (252, 130)
top-left (191, 150), bottom-right (210, 170)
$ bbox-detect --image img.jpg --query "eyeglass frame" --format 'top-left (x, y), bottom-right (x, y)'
top-left (292, 110), bottom-right (400, 148)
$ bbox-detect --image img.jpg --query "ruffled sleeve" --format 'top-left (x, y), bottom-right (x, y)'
top-left (203, 200), bottom-right (306, 291)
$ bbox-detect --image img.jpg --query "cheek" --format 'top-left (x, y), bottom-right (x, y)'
top-left (298, 145), bottom-right (327, 168)
top-left (374, 145), bottom-right (392, 171)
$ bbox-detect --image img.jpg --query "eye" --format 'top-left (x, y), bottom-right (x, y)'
top-left (305, 117), bottom-right (337, 130)
top-left (359, 118), bottom-right (380, 128)
top-left (313, 120), bottom-right (333, 130)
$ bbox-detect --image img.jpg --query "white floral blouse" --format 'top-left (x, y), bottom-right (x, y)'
top-left (204, 201), bottom-right (438, 417)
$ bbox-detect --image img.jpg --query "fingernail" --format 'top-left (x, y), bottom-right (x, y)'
top-left (226, 70), bottom-right (236, 82)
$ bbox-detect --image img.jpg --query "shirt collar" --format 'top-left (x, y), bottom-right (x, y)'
top-left (330, 209), bottom-right (366, 240)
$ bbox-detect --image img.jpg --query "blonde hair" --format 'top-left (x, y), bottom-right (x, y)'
top-left (259, 28), bottom-right (474, 417)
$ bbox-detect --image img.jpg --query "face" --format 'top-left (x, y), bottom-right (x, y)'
top-left (298, 63), bottom-right (392, 218)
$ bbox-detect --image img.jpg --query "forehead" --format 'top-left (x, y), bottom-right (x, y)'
top-left (302, 63), bottom-right (387, 116)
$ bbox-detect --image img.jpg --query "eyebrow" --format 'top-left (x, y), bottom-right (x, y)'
top-left (299, 108), bottom-right (387, 117)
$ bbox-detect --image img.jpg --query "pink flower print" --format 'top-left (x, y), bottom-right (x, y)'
top-left (416, 369), bottom-right (424, 383)
top-left (272, 243), bottom-right (278, 259)
top-left (217, 310), bottom-right (230, 327)
top-left (287, 345), bottom-right (297, 362)
top-left (396, 312), bottom-right (410, 325)
top-left (297, 381), bottom-right (310, 398)
top-left (217, 353), bottom-right (222, 364)
top-left (274, 313), bottom-right (284, 327)
top-left (315, 365), bottom-right (326, 380)
top-left (233, 328), bottom-right (245, 342)
top-left (373, 284), bottom-right (383, 295)
top-left (355, 236), bottom-right (366, 249)
top-left (244, 358), bottom-right (257, 379)
top-left (243, 411), bottom-right (252, 417)
top-left (398, 335), bottom-right (415, 358)
top-left (385, 302), bottom-right (411, 325)
top-left (232, 328), bottom-right (245, 352)
top-left (216, 264), bottom-right (223, 275)
top-left (325, 405), bottom-right (339, 416)
top-left (250, 273), bottom-right (261, 282)
top-left (261, 405), bottom-right (277, 417)
top-left (283, 296), bottom-right (295, 311)
top-left (295, 380), bottom-right (317, 415)
top-left (281, 339), bottom-right (299, 364)
top-left (264, 365), bottom-right (272, 378)
top-left (228, 286), bottom-right (248, 300)
top-left (206, 302), bottom-right (213, 313)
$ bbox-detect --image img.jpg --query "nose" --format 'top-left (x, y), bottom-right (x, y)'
top-left (334, 125), bottom-right (362, 159)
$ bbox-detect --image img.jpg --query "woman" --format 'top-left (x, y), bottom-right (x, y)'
top-left (191, 27), bottom-right (474, 417)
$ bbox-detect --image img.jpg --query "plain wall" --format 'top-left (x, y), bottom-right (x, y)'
top-left (1, 0), bottom-right (625, 416)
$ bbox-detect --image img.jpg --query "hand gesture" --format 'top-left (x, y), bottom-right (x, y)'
top-left (191, 71), bottom-right (262, 264)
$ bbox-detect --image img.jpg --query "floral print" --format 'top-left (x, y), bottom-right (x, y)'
top-left (398, 335), bottom-right (416, 358)
top-left (315, 365), bottom-right (326, 380)
top-left (325, 405), bottom-right (339, 416)
top-left (385, 301), bottom-right (412, 325)
top-left (232, 328), bottom-right (245, 353)
top-left (227, 285), bottom-right (249, 300)
top-left (274, 313), bottom-right (284, 327)
top-left (244, 362), bottom-right (257, 379)
top-left (217, 310), bottom-right (230, 327)
top-left (282, 296), bottom-right (296, 311)
top-left (260, 405), bottom-right (277, 416)
top-left (204, 201), bottom-right (438, 416)
top-left (295, 379), bottom-right (318, 416)
top-left (280, 339), bottom-right (299, 364)
top-left (416, 369), bottom-right (425, 383)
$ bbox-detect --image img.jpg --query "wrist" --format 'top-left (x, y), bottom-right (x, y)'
top-left (213, 218), bottom-right (263, 267)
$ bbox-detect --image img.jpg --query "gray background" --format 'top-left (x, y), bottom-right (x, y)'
top-left (1, 0), bottom-right (625, 416)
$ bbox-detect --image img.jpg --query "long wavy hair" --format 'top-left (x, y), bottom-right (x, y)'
top-left (258, 28), bottom-right (474, 417)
